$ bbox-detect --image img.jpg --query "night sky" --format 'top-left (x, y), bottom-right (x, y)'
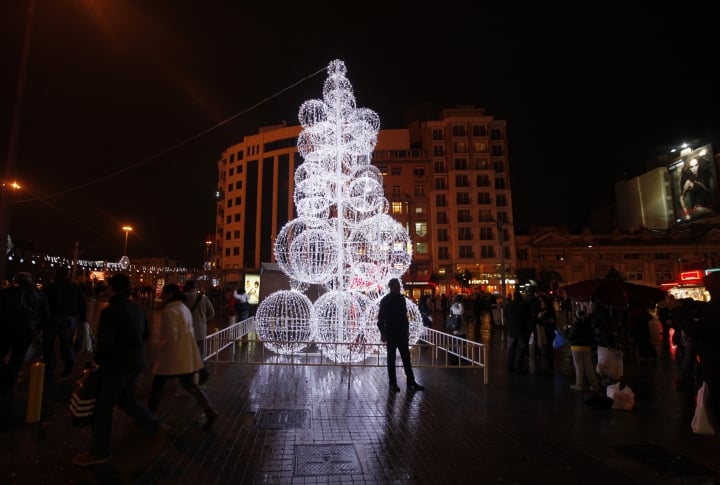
top-left (1, 2), bottom-right (718, 267)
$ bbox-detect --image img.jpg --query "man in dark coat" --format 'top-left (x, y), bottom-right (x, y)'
top-left (506, 291), bottom-right (531, 372)
top-left (377, 278), bottom-right (424, 393)
top-left (73, 273), bottom-right (165, 467)
top-left (42, 266), bottom-right (87, 377)
top-left (0, 272), bottom-right (50, 401)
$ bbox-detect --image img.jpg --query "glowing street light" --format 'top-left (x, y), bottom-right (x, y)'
top-left (205, 238), bottom-right (212, 268)
top-left (122, 225), bottom-right (133, 255)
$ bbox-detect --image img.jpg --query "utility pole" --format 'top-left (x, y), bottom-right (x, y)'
top-left (0, 0), bottom-right (35, 284)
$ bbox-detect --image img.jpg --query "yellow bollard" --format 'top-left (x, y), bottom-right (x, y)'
top-left (26, 361), bottom-right (45, 423)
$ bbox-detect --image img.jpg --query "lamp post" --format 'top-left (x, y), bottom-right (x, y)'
top-left (205, 239), bottom-right (212, 269)
top-left (0, 0), bottom-right (35, 285)
top-left (122, 225), bottom-right (133, 255)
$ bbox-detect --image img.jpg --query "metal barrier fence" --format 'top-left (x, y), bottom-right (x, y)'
top-left (204, 318), bottom-right (489, 384)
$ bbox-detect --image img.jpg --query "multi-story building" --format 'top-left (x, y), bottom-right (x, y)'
top-left (515, 224), bottom-right (720, 293)
top-left (409, 106), bottom-right (516, 300)
top-left (214, 106), bottom-right (516, 300)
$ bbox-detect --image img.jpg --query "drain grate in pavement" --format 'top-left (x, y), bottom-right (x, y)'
top-left (294, 444), bottom-right (362, 476)
top-left (255, 408), bottom-right (311, 430)
top-left (612, 445), bottom-right (718, 477)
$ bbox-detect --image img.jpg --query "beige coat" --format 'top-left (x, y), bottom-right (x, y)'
top-left (153, 300), bottom-right (203, 376)
top-left (184, 289), bottom-right (215, 341)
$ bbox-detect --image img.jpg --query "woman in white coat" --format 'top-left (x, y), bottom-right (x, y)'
top-left (148, 284), bottom-right (218, 430)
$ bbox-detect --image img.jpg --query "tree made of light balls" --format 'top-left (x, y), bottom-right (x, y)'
top-left (255, 59), bottom-right (423, 362)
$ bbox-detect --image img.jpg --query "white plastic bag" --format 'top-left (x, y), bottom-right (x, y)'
top-left (83, 322), bottom-right (94, 353)
top-left (606, 382), bottom-right (635, 410)
top-left (596, 346), bottom-right (624, 380)
top-left (691, 381), bottom-right (716, 435)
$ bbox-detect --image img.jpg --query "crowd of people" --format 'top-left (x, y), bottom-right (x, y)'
top-left (3, 270), bottom-right (719, 464)
top-left (0, 270), bottom-right (222, 466)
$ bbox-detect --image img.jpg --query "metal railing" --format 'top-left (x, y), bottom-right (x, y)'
top-left (203, 318), bottom-right (489, 384)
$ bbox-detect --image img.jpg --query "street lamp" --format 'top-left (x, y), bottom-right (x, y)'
top-left (205, 239), bottom-right (212, 269)
top-left (122, 225), bottom-right (133, 255)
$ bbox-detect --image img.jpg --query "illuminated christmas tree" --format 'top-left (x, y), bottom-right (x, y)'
top-left (255, 59), bottom-right (422, 363)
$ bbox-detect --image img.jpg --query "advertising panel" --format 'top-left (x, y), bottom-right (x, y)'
top-left (668, 144), bottom-right (718, 222)
top-left (244, 273), bottom-right (260, 305)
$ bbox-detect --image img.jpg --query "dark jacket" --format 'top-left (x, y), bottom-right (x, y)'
top-left (507, 294), bottom-right (531, 338)
top-left (418, 297), bottom-right (432, 327)
top-left (377, 292), bottom-right (409, 339)
top-left (567, 316), bottom-right (595, 347)
top-left (94, 293), bottom-right (150, 375)
top-left (0, 281), bottom-right (50, 334)
top-left (43, 278), bottom-right (87, 321)
top-left (590, 303), bottom-right (617, 347)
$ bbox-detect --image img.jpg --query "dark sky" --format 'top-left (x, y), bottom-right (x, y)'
top-left (1, 2), bottom-right (718, 267)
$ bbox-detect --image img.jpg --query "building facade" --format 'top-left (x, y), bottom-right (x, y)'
top-left (514, 224), bottom-right (720, 292)
top-left (214, 106), bottom-right (517, 301)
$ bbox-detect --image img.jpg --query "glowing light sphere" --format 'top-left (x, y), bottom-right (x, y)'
top-left (343, 176), bottom-right (387, 223)
top-left (254, 290), bottom-right (316, 354)
top-left (274, 216), bottom-right (336, 283)
top-left (288, 228), bottom-right (338, 284)
top-left (313, 290), bottom-right (373, 363)
top-left (347, 214), bottom-right (412, 281)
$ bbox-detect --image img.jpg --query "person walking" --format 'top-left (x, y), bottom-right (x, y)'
top-left (418, 294), bottom-right (433, 328)
top-left (440, 294), bottom-right (449, 323)
top-left (183, 280), bottom-right (215, 384)
top-left (148, 284), bottom-right (218, 430)
top-left (627, 302), bottom-right (657, 361)
top-left (535, 295), bottom-right (557, 374)
top-left (446, 295), bottom-right (464, 335)
top-left (0, 272), bottom-right (50, 406)
top-left (506, 291), bottom-right (531, 373)
top-left (73, 273), bottom-right (166, 467)
top-left (42, 266), bottom-right (87, 378)
top-left (377, 278), bottom-right (424, 393)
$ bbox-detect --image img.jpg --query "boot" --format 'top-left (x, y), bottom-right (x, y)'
top-left (148, 388), bottom-right (163, 413)
top-left (187, 385), bottom-right (218, 430)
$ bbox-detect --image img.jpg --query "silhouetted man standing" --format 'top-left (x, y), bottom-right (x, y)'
top-left (377, 278), bottom-right (424, 393)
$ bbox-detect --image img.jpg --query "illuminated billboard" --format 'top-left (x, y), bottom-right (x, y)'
top-left (668, 144), bottom-right (718, 222)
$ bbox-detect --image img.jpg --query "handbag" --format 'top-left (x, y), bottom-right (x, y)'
top-left (691, 381), bottom-right (717, 435)
top-left (69, 364), bottom-right (100, 426)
